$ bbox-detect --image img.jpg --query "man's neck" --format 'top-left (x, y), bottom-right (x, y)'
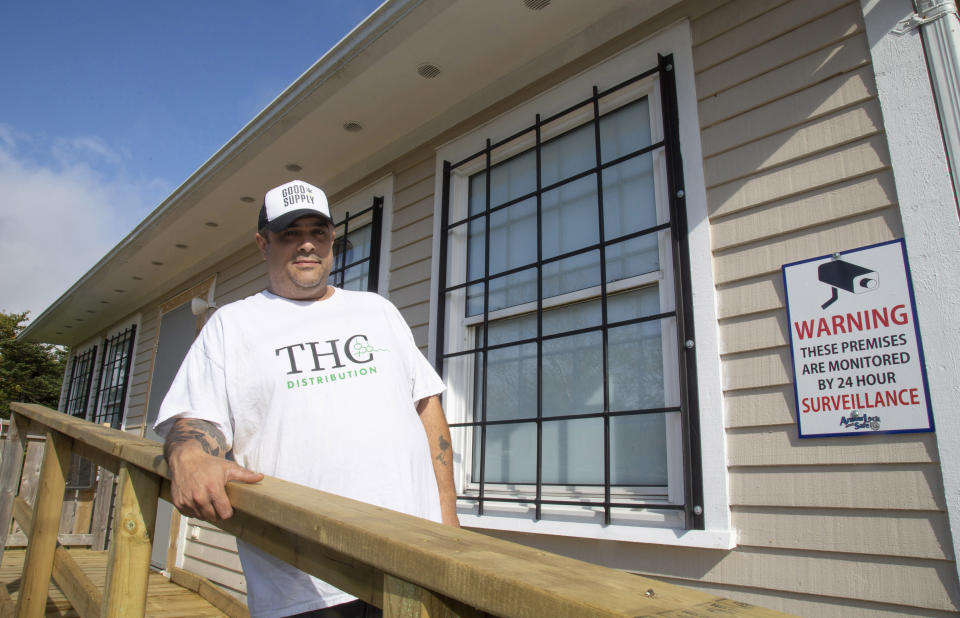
top-left (269, 285), bottom-right (335, 301)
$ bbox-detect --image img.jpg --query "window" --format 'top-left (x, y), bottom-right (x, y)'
top-left (330, 197), bottom-right (384, 292)
top-left (63, 345), bottom-right (100, 489)
top-left (91, 325), bottom-right (137, 429)
top-left (58, 322), bottom-right (138, 488)
top-left (437, 52), bottom-right (705, 532)
top-left (64, 346), bottom-right (97, 419)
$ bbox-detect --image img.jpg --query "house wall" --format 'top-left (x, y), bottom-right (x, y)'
top-left (122, 310), bottom-right (156, 435)
top-left (87, 0), bottom-right (958, 613)
top-left (477, 1), bottom-right (959, 616)
top-left (388, 154), bottom-right (438, 350)
top-left (408, 0), bottom-right (954, 615)
top-left (692, 2), bottom-right (956, 613)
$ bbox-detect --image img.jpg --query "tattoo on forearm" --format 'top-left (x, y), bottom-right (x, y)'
top-left (164, 419), bottom-right (227, 462)
top-left (435, 434), bottom-right (451, 466)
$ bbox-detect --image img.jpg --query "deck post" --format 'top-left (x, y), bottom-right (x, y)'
top-left (90, 423), bottom-right (116, 551)
top-left (0, 414), bottom-right (28, 565)
top-left (383, 574), bottom-right (481, 618)
top-left (15, 428), bottom-right (72, 617)
top-left (100, 462), bottom-right (159, 618)
top-left (89, 469), bottom-right (115, 551)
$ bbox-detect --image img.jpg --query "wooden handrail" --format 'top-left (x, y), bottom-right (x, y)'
top-left (4, 402), bottom-right (787, 617)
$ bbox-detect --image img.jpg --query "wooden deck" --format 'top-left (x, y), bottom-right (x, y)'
top-left (0, 549), bottom-right (238, 617)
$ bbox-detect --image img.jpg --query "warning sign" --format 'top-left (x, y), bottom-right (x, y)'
top-left (782, 239), bottom-right (933, 438)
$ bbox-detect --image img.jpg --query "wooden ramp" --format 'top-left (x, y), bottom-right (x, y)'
top-left (0, 549), bottom-right (244, 617)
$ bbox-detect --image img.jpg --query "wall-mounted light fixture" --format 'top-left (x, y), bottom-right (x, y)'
top-left (190, 297), bottom-right (218, 316)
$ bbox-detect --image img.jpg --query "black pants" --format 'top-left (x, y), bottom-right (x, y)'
top-left (288, 599), bottom-right (382, 618)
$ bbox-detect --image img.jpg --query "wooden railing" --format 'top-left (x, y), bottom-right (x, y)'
top-left (1, 402), bottom-right (786, 617)
top-left (0, 420), bottom-right (115, 554)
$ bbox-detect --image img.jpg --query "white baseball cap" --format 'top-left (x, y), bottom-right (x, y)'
top-left (258, 180), bottom-right (331, 232)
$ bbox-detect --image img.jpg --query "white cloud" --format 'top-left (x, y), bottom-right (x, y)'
top-left (0, 126), bottom-right (168, 322)
top-left (0, 126), bottom-right (18, 151)
top-left (52, 135), bottom-right (127, 168)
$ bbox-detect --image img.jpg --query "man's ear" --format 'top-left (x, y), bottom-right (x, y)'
top-left (256, 232), bottom-right (268, 257)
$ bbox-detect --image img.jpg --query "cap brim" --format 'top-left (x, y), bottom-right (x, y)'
top-left (265, 209), bottom-right (334, 233)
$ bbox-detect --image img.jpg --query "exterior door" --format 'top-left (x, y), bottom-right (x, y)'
top-left (144, 300), bottom-right (201, 569)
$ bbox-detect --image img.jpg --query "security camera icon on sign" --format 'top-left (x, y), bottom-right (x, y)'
top-left (818, 258), bottom-right (878, 309)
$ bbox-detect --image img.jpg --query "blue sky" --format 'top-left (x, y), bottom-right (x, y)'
top-left (0, 0), bottom-right (382, 321)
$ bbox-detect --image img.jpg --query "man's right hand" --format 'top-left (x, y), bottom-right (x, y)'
top-left (163, 419), bottom-right (264, 523)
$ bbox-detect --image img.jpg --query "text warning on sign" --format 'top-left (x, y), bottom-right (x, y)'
top-left (782, 239), bottom-right (933, 438)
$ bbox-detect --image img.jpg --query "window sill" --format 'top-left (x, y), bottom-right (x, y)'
top-left (458, 512), bottom-right (737, 550)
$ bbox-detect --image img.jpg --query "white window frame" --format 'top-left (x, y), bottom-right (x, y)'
top-left (430, 20), bottom-right (732, 549)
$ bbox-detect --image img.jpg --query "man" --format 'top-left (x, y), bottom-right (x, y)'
top-left (155, 179), bottom-right (458, 618)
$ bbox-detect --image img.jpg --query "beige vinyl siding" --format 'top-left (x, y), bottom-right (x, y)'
top-left (649, 547), bottom-right (956, 611)
top-left (388, 151), bottom-right (437, 350)
top-left (123, 311), bottom-right (157, 435)
top-left (710, 171), bottom-right (896, 252)
top-left (732, 507), bottom-right (953, 560)
top-left (674, 580), bottom-right (960, 618)
top-left (726, 431), bottom-right (938, 467)
top-left (181, 521), bottom-right (246, 601)
top-left (715, 273), bottom-right (785, 320)
top-left (730, 464), bottom-right (945, 511)
top-left (214, 247), bottom-right (267, 306)
top-left (707, 137), bottom-right (892, 220)
top-left (688, 0), bottom-right (957, 613)
top-left (696, 15), bottom-right (870, 127)
top-left (725, 384), bottom-right (796, 427)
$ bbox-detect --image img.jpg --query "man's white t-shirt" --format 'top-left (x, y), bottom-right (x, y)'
top-left (155, 288), bottom-right (445, 617)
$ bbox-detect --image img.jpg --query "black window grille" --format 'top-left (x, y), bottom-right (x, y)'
top-left (330, 196), bottom-right (384, 292)
top-left (437, 55), bottom-right (703, 528)
top-left (64, 346), bottom-right (97, 419)
top-left (91, 325), bottom-right (137, 430)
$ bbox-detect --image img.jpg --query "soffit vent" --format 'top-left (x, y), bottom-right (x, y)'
top-left (417, 63), bottom-right (441, 79)
top-left (524, 0), bottom-right (551, 10)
